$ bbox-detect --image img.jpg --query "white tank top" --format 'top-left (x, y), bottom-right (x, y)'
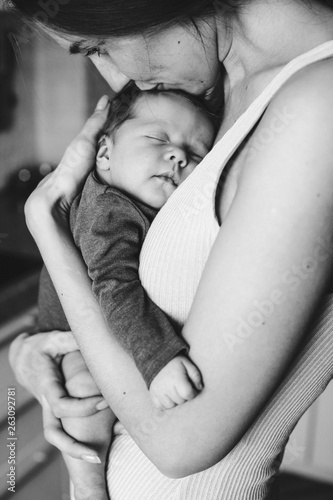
top-left (139, 40), bottom-right (333, 326)
top-left (107, 41), bottom-right (333, 500)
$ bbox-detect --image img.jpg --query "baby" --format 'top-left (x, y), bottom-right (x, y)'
top-left (38, 82), bottom-right (217, 499)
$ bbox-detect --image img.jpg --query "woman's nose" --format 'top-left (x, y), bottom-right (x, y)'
top-left (135, 81), bottom-right (159, 91)
top-left (164, 147), bottom-right (188, 168)
top-left (106, 68), bottom-right (130, 93)
top-left (91, 58), bottom-right (130, 92)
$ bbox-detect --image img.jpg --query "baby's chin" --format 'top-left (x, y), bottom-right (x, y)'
top-left (147, 179), bottom-right (178, 209)
top-left (142, 194), bottom-right (171, 210)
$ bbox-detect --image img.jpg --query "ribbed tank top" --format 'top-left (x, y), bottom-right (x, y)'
top-left (139, 40), bottom-right (333, 325)
top-left (107, 41), bottom-right (333, 500)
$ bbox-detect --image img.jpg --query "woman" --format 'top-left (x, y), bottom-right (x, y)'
top-left (8, 0), bottom-right (333, 498)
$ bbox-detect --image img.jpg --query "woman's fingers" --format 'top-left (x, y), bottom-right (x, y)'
top-left (11, 331), bottom-right (79, 398)
top-left (10, 330), bottom-right (106, 417)
top-left (80, 95), bottom-right (110, 140)
top-left (55, 96), bottom-right (111, 205)
top-left (42, 399), bottom-right (101, 462)
top-left (43, 330), bottom-right (80, 356)
top-left (43, 363), bottom-right (107, 418)
top-left (25, 96), bottom-right (111, 223)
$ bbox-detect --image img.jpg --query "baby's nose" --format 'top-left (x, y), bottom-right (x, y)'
top-left (165, 147), bottom-right (187, 168)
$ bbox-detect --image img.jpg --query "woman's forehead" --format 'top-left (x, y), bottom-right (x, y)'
top-left (46, 23), bottom-right (193, 56)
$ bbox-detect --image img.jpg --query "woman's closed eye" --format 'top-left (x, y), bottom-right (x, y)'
top-left (84, 46), bottom-right (108, 58)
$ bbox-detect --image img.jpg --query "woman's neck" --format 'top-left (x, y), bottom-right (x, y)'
top-left (218, 0), bottom-right (333, 92)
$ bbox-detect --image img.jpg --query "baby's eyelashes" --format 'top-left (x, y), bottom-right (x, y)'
top-left (146, 136), bottom-right (168, 143)
top-left (146, 135), bottom-right (205, 164)
top-left (190, 152), bottom-right (204, 161)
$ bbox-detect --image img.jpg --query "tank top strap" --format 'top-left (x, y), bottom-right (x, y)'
top-left (173, 39), bottom-right (333, 206)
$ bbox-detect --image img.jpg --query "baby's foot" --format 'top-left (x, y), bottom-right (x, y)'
top-left (64, 454), bottom-right (109, 500)
top-left (149, 355), bottom-right (203, 410)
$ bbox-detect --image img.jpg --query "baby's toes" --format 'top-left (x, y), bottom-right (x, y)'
top-left (182, 359), bottom-right (203, 391)
top-left (177, 380), bottom-right (197, 401)
top-left (159, 394), bottom-right (177, 410)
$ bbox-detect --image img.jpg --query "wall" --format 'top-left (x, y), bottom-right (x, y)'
top-left (0, 22), bottom-right (87, 189)
top-left (281, 381), bottom-right (333, 483)
top-left (0, 18), bottom-right (37, 189)
top-left (33, 33), bottom-right (87, 164)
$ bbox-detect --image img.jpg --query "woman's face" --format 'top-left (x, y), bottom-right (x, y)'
top-left (51, 21), bottom-right (224, 98)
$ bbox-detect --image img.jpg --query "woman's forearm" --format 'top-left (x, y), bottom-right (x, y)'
top-left (25, 84), bottom-right (333, 477)
top-left (27, 209), bottom-right (188, 473)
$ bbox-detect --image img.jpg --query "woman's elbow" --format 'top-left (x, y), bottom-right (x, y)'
top-left (149, 435), bottom-right (229, 479)
top-left (133, 402), bottom-right (238, 478)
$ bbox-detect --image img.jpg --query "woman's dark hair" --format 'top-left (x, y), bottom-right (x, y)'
top-left (103, 81), bottom-right (220, 139)
top-left (7, 0), bottom-right (221, 39)
top-left (7, 1), bottom-right (333, 40)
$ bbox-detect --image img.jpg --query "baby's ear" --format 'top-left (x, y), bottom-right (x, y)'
top-left (96, 135), bottom-right (112, 171)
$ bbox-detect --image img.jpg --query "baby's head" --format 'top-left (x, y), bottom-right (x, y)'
top-left (96, 82), bottom-right (218, 209)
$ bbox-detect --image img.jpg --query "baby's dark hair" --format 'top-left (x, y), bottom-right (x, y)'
top-left (103, 81), bottom-right (220, 140)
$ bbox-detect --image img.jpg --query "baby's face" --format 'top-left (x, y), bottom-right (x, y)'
top-left (97, 92), bottom-right (215, 209)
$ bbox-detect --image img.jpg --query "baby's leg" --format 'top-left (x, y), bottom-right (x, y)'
top-left (61, 351), bottom-right (115, 500)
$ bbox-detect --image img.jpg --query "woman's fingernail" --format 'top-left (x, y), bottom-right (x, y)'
top-left (81, 454), bottom-right (102, 464)
top-left (96, 95), bottom-right (110, 110)
top-left (96, 400), bottom-right (109, 411)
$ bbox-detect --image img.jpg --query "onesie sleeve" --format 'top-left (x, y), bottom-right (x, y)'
top-left (73, 190), bottom-right (189, 388)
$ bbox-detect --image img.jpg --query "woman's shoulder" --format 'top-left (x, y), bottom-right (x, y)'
top-left (268, 56), bottom-right (333, 120)
top-left (245, 56), bottom-right (333, 175)
top-left (236, 56), bottom-right (333, 209)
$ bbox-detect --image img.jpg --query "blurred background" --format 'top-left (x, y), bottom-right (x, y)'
top-left (0, 8), bottom-right (332, 500)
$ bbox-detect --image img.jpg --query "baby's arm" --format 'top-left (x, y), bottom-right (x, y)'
top-left (61, 351), bottom-right (115, 500)
top-left (73, 188), bottom-right (203, 410)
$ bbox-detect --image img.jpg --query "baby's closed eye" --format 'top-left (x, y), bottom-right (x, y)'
top-left (146, 136), bottom-right (168, 143)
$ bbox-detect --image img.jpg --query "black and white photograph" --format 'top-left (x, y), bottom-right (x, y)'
top-left (0, 1), bottom-right (333, 499)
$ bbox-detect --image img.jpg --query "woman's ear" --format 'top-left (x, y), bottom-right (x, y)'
top-left (96, 135), bottom-right (112, 171)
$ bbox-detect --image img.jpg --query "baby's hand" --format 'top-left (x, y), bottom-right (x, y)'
top-left (149, 355), bottom-right (203, 410)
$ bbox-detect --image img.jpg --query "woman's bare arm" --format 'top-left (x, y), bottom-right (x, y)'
top-left (25, 65), bottom-right (333, 478)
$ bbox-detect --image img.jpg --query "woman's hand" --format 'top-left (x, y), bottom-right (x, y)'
top-left (9, 331), bottom-right (108, 461)
top-left (25, 95), bottom-right (110, 231)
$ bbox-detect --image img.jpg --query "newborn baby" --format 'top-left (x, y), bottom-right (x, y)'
top-left (39, 81), bottom-right (217, 499)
